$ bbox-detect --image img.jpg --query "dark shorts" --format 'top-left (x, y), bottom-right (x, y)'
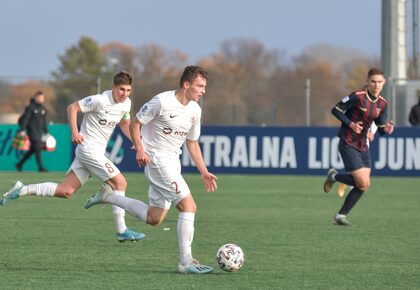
top-left (339, 140), bottom-right (371, 172)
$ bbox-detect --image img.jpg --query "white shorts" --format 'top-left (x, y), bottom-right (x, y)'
top-left (68, 146), bottom-right (120, 185)
top-left (145, 155), bottom-right (190, 209)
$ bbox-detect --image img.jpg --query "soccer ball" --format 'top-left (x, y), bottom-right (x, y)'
top-left (216, 243), bottom-right (244, 272)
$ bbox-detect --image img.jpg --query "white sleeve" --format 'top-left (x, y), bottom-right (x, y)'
top-left (136, 96), bottom-right (161, 124)
top-left (186, 110), bottom-right (201, 141)
top-left (78, 94), bottom-right (101, 113)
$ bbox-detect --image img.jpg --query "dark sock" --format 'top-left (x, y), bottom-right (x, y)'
top-left (335, 173), bottom-right (356, 187)
top-left (338, 187), bottom-right (364, 215)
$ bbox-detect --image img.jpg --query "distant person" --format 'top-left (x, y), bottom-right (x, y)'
top-left (408, 96), bottom-right (420, 126)
top-left (85, 66), bottom-right (218, 273)
top-left (15, 91), bottom-right (49, 172)
top-left (1, 72), bottom-right (144, 242)
top-left (323, 68), bottom-right (394, 226)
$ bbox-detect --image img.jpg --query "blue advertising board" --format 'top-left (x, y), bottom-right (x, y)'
top-left (96, 126), bottom-right (420, 177)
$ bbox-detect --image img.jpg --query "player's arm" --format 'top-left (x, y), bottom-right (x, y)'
top-left (67, 101), bottom-right (84, 144)
top-left (331, 94), bottom-right (363, 133)
top-left (129, 117), bottom-right (149, 166)
top-left (186, 139), bottom-right (217, 192)
top-left (119, 117), bottom-right (132, 142)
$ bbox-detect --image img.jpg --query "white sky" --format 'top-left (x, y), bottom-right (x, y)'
top-left (1, 0), bottom-right (383, 79)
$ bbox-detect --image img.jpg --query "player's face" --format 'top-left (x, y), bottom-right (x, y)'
top-left (185, 75), bottom-right (206, 102)
top-left (112, 84), bottom-right (132, 103)
top-left (367, 74), bottom-right (386, 97)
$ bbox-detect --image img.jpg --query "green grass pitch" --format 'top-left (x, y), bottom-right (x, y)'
top-left (0, 172), bottom-right (419, 289)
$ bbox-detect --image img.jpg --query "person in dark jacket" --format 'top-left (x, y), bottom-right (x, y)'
top-left (16, 91), bottom-right (49, 172)
top-left (408, 96), bottom-right (420, 126)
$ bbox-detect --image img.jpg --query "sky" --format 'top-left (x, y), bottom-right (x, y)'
top-left (0, 0), bottom-right (382, 80)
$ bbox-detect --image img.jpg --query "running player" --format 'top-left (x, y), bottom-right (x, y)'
top-left (323, 68), bottom-right (394, 225)
top-left (84, 65), bottom-right (218, 273)
top-left (1, 71), bottom-right (145, 242)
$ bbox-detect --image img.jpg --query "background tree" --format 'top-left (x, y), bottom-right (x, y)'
top-left (51, 36), bottom-right (105, 122)
top-left (0, 81), bottom-right (55, 119)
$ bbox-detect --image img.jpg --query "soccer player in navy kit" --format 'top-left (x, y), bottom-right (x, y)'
top-left (323, 68), bottom-right (394, 225)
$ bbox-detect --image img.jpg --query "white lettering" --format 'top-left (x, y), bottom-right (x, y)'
top-left (330, 137), bottom-right (344, 169)
top-left (249, 136), bottom-right (262, 168)
top-left (214, 136), bottom-right (231, 167)
top-left (262, 137), bottom-right (279, 167)
top-left (405, 138), bottom-right (420, 170)
top-left (375, 138), bottom-right (387, 169)
top-left (280, 137), bottom-right (297, 168)
top-left (308, 137), bottom-right (322, 169)
top-left (232, 136), bottom-right (248, 167)
top-left (388, 138), bottom-right (404, 170)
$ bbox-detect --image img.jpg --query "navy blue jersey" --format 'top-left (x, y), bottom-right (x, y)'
top-left (332, 90), bottom-right (388, 151)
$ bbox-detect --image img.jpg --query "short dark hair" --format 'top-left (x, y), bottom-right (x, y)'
top-left (33, 91), bottom-right (44, 98)
top-left (179, 65), bottom-right (207, 87)
top-left (113, 71), bottom-right (133, 86)
top-left (367, 68), bottom-right (384, 79)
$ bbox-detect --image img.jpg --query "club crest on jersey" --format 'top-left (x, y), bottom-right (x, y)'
top-left (376, 107), bottom-right (382, 116)
top-left (141, 104), bottom-right (149, 113)
top-left (84, 97), bottom-right (93, 105)
top-left (341, 96), bottom-right (350, 103)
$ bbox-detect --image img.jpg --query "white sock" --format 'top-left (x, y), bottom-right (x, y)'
top-left (19, 183), bottom-right (57, 197)
top-left (112, 191), bottom-right (127, 234)
top-left (105, 194), bottom-right (148, 223)
top-left (177, 212), bottom-right (195, 266)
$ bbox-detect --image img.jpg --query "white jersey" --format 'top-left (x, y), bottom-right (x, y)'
top-left (136, 90), bottom-right (201, 157)
top-left (78, 90), bottom-right (131, 152)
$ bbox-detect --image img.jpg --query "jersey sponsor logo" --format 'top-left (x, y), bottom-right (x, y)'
top-left (98, 119), bottom-right (117, 127)
top-left (341, 96), bottom-right (349, 103)
top-left (141, 104), bottom-right (149, 113)
top-left (162, 127), bottom-right (187, 137)
top-left (359, 107), bottom-right (367, 112)
top-left (170, 114), bottom-right (176, 118)
top-left (163, 127), bottom-right (172, 134)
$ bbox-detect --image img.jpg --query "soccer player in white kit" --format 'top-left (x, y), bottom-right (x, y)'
top-left (85, 66), bottom-right (218, 273)
top-left (1, 72), bottom-right (145, 242)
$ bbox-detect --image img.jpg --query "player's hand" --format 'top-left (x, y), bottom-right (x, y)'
top-left (367, 131), bottom-right (375, 142)
top-left (201, 172), bottom-right (218, 192)
top-left (350, 121), bottom-right (363, 134)
top-left (136, 150), bottom-right (150, 167)
top-left (384, 120), bottom-right (394, 134)
top-left (72, 133), bottom-right (84, 144)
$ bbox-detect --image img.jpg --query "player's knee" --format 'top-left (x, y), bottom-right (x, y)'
top-left (146, 216), bottom-right (163, 226)
top-left (59, 188), bottom-right (74, 198)
top-left (357, 180), bottom-right (370, 191)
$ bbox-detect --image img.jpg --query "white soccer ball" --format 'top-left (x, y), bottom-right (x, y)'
top-left (216, 243), bottom-right (245, 272)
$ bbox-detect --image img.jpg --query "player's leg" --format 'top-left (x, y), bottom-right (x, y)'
top-left (176, 194), bottom-right (212, 274)
top-left (337, 167), bottom-right (371, 216)
top-left (334, 144), bottom-right (371, 225)
top-left (324, 141), bottom-right (358, 193)
top-left (85, 183), bottom-right (167, 225)
top-left (32, 139), bottom-right (47, 172)
top-left (0, 167), bottom-right (84, 206)
top-left (15, 144), bottom-right (35, 171)
top-left (81, 152), bottom-right (145, 241)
